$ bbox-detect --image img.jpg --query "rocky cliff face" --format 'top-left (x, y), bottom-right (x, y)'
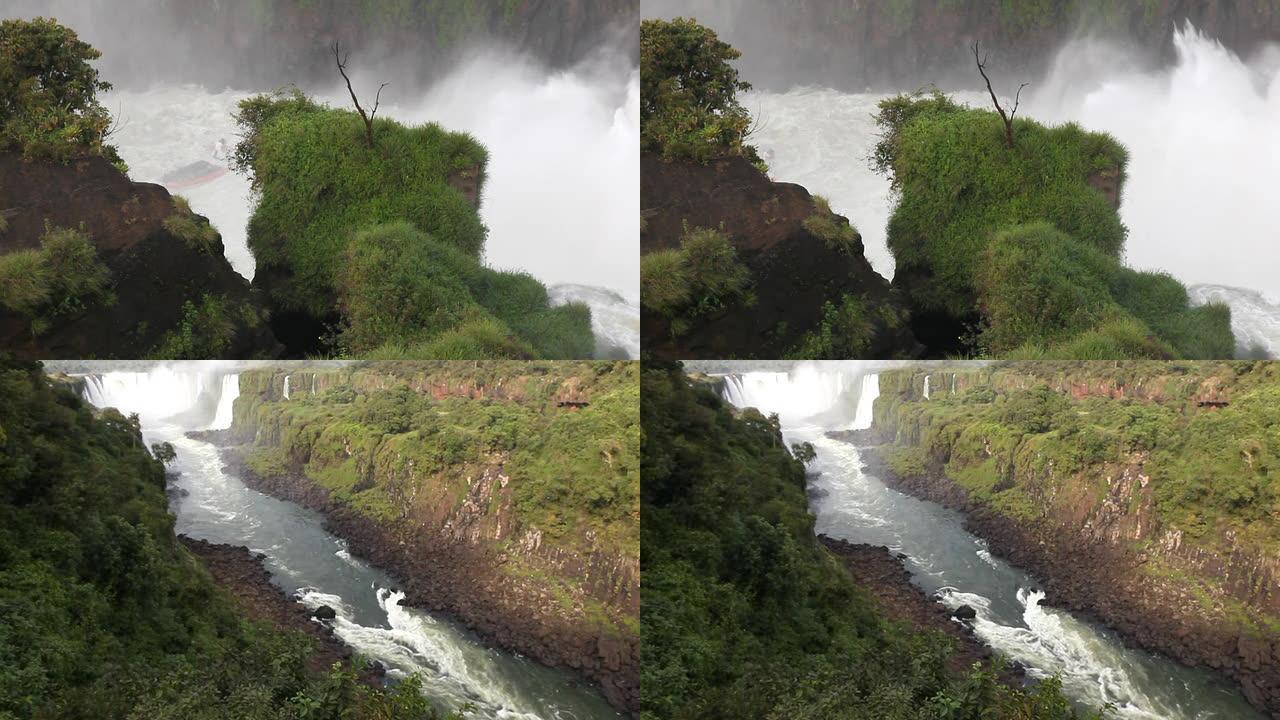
top-left (641, 154), bottom-right (919, 359)
top-left (644, 0), bottom-right (1280, 92)
top-left (857, 363), bottom-right (1280, 717)
top-left (215, 364), bottom-right (640, 714)
top-left (0, 153), bottom-right (280, 359)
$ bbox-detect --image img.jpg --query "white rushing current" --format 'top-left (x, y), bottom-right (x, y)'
top-left (79, 365), bottom-right (620, 720)
top-left (103, 54), bottom-right (640, 358)
top-left (745, 25), bottom-right (1280, 356)
top-left (720, 363), bottom-right (1263, 720)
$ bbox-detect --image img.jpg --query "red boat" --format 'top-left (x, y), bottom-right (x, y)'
top-left (161, 160), bottom-right (229, 190)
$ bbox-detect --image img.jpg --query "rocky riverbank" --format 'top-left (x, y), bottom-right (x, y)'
top-left (847, 438), bottom-right (1280, 719)
top-left (818, 535), bottom-right (1012, 678)
top-left (179, 536), bottom-right (368, 678)
top-left (206, 441), bottom-right (637, 715)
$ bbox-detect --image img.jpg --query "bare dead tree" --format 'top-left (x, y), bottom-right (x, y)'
top-left (333, 41), bottom-right (388, 149)
top-left (972, 41), bottom-right (1028, 150)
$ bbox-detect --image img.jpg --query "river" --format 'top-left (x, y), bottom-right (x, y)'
top-left (719, 362), bottom-right (1263, 720)
top-left (77, 364), bottom-right (621, 720)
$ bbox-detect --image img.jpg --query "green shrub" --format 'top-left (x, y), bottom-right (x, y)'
top-left (0, 249), bottom-right (49, 315)
top-left (640, 17), bottom-right (764, 167)
top-left (233, 89), bottom-right (488, 316)
top-left (0, 18), bottom-right (124, 168)
top-left (875, 93), bottom-right (1128, 318)
top-left (334, 223), bottom-right (592, 359)
top-left (162, 196), bottom-right (219, 254)
top-left (638, 249), bottom-right (689, 316)
top-left (975, 223), bottom-right (1118, 353)
top-left (640, 225), bottom-right (751, 334)
top-left (150, 294), bottom-right (237, 359)
top-left (0, 224), bottom-right (111, 323)
top-left (788, 294), bottom-right (874, 359)
top-left (802, 195), bottom-right (859, 253)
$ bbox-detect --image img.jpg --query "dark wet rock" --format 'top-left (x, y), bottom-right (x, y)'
top-left (641, 154), bottom-right (921, 360)
top-left (312, 605), bottom-right (337, 621)
top-left (952, 605), bottom-right (978, 621)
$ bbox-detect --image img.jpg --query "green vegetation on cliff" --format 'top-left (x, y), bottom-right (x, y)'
top-left (230, 362), bottom-right (639, 628)
top-left (0, 360), bottom-right (448, 719)
top-left (640, 224), bottom-right (752, 336)
top-left (641, 363), bottom-right (1098, 719)
top-left (335, 223), bottom-right (592, 359)
top-left (232, 90), bottom-right (592, 359)
top-left (873, 92), bottom-right (1233, 359)
top-left (872, 363), bottom-right (1280, 630)
top-left (0, 224), bottom-right (113, 334)
top-left (640, 17), bottom-right (764, 168)
top-left (0, 18), bottom-right (123, 169)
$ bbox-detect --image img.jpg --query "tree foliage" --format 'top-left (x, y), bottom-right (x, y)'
top-left (0, 18), bottom-right (122, 167)
top-left (0, 360), bottom-right (450, 719)
top-left (640, 18), bottom-right (763, 167)
top-left (641, 363), bottom-right (1101, 719)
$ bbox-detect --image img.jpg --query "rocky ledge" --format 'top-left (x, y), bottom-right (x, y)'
top-left (641, 153), bottom-right (919, 359)
top-left (0, 152), bottom-right (280, 358)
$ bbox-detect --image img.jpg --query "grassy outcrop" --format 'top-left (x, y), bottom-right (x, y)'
top-left (0, 360), bottom-right (447, 719)
top-left (874, 92), bottom-right (1233, 359)
top-left (641, 362), bottom-right (1097, 719)
top-left (235, 90), bottom-right (487, 317)
top-left (335, 223), bottom-right (592, 359)
top-left (233, 90), bottom-right (591, 359)
top-left (0, 223), bottom-right (112, 334)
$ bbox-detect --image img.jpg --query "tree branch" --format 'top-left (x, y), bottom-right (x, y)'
top-left (972, 41), bottom-right (1028, 150)
top-left (333, 41), bottom-right (380, 149)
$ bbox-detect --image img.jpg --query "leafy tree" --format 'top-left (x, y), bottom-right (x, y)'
top-left (640, 18), bottom-right (763, 166)
top-left (791, 441), bottom-right (817, 465)
top-left (0, 18), bottom-right (123, 167)
top-left (151, 442), bottom-right (177, 464)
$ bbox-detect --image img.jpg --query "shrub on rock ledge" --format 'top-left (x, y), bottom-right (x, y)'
top-left (233, 89), bottom-right (488, 317)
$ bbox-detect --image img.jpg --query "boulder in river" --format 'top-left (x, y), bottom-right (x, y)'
top-left (312, 605), bottom-right (337, 621)
top-left (952, 605), bottom-right (978, 621)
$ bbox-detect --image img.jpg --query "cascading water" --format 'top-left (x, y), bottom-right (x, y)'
top-left (721, 362), bottom-right (862, 428)
top-left (721, 364), bottom-right (1263, 719)
top-left (282, 374), bottom-right (291, 400)
top-left (851, 373), bottom-right (879, 431)
top-left (77, 364), bottom-right (620, 719)
top-left (743, 24), bottom-right (1280, 357)
top-left (922, 375), bottom-right (931, 400)
top-left (210, 373), bottom-right (239, 430)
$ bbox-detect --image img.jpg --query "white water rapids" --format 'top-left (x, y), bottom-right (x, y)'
top-left (718, 362), bottom-right (1263, 719)
top-left (102, 53), bottom-right (640, 358)
top-left (77, 363), bottom-right (620, 719)
top-left (744, 25), bottom-right (1280, 356)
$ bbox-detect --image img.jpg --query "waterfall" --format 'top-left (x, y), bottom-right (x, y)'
top-left (923, 375), bottom-right (931, 400)
top-left (210, 374), bottom-right (239, 430)
top-left (851, 374), bottom-right (879, 430)
top-left (81, 367), bottom-right (210, 423)
top-left (283, 374), bottom-right (291, 400)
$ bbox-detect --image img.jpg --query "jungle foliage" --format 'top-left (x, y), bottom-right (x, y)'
top-left (641, 363), bottom-right (1102, 719)
top-left (0, 360), bottom-right (451, 719)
